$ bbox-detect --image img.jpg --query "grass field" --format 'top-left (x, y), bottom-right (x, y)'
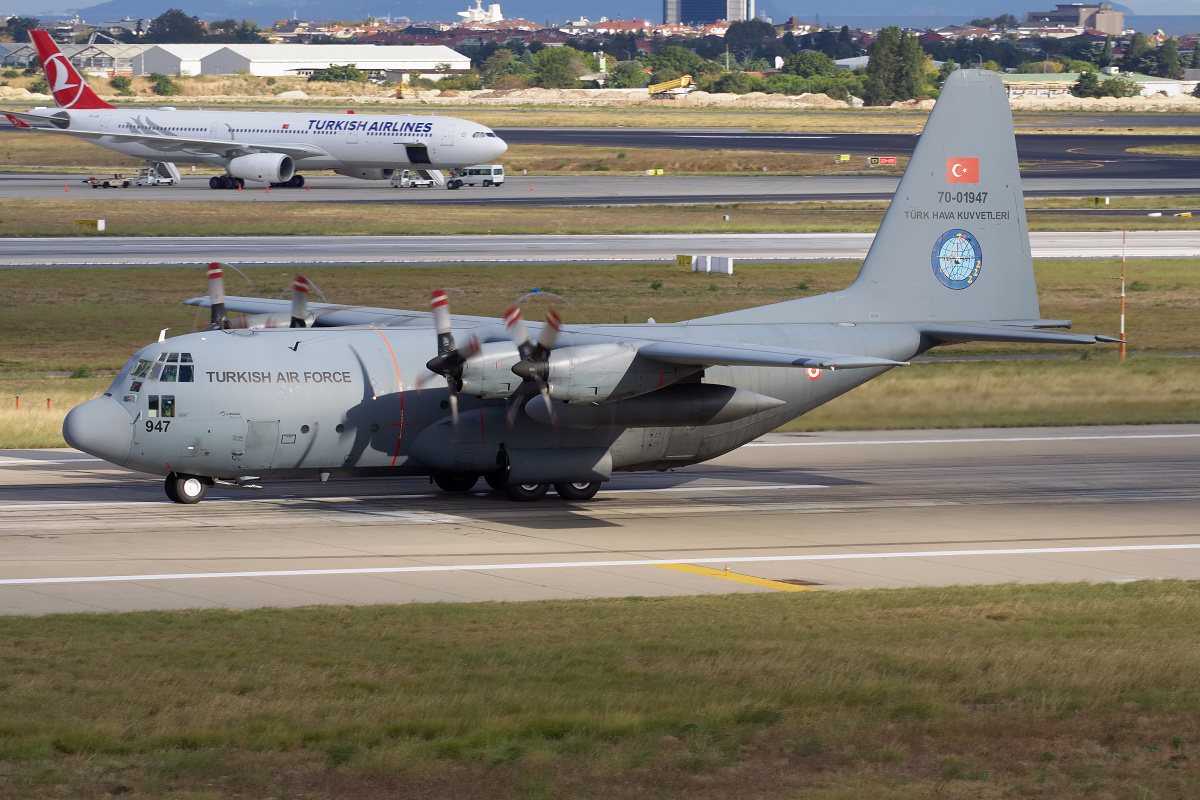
top-left (2, 196), bottom-right (1200, 238)
top-left (2, 583), bottom-right (1200, 798)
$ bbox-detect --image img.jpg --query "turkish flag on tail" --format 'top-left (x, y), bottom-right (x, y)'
top-left (946, 157), bottom-right (979, 183)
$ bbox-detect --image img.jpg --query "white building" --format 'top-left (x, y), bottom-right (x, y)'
top-left (197, 44), bottom-right (470, 79)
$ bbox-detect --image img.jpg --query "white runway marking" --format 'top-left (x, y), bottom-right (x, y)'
top-left (4, 543), bottom-right (1200, 586)
top-left (746, 433), bottom-right (1200, 447)
top-left (0, 457), bottom-right (104, 466)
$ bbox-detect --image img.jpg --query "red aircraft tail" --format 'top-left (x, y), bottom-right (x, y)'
top-left (29, 30), bottom-right (116, 109)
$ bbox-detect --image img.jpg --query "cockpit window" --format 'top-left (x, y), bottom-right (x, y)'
top-left (131, 359), bottom-right (153, 378)
top-left (147, 353), bottom-right (194, 382)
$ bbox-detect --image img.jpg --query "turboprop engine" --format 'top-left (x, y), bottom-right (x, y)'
top-left (459, 341), bottom-right (694, 405)
top-left (227, 153), bottom-right (295, 184)
top-left (332, 168), bottom-right (396, 180)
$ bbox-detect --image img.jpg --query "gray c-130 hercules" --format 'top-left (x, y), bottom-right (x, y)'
top-left (63, 70), bottom-right (1120, 503)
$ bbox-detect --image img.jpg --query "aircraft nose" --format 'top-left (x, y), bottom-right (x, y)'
top-left (62, 395), bottom-right (134, 466)
top-left (488, 132), bottom-right (508, 160)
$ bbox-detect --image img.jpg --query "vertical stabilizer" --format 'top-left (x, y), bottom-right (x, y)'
top-left (845, 69), bottom-right (1038, 322)
top-left (696, 69), bottom-right (1039, 327)
top-left (29, 30), bottom-right (116, 110)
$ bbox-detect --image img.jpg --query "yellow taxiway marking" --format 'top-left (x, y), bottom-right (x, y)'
top-left (656, 564), bottom-right (820, 592)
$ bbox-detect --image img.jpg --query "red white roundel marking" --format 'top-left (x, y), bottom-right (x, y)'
top-left (806, 367), bottom-right (822, 380)
top-left (44, 54), bottom-right (85, 108)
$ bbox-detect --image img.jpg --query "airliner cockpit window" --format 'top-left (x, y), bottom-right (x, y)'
top-left (131, 359), bottom-right (153, 379)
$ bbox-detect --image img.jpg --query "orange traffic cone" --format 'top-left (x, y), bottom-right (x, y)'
top-left (530, 183), bottom-right (534, 191)
top-left (265, 185), bottom-right (269, 193)
top-left (305, 184), bottom-right (310, 191)
top-left (64, 184), bottom-right (69, 192)
top-left (237, 183), bottom-right (241, 191)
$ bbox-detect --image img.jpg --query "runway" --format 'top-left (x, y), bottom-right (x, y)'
top-left (8, 172), bottom-right (1200, 206)
top-left (4, 230), bottom-right (1200, 267)
top-left (1, 425), bottom-right (1197, 614)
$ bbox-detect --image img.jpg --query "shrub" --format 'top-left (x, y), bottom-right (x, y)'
top-left (109, 75), bottom-right (132, 95)
top-left (2, 69), bottom-right (18, 78)
top-left (28, 79), bottom-right (48, 95)
top-left (152, 75), bottom-right (181, 95)
top-left (70, 365), bottom-right (93, 379)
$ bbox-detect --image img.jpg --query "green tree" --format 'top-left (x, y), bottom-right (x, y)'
top-left (109, 75), bottom-right (133, 95)
top-left (864, 26), bottom-right (900, 105)
top-left (607, 61), bottom-right (646, 88)
top-left (995, 13), bottom-right (1018, 28)
top-left (1099, 35), bottom-right (1113, 68)
top-left (1156, 39), bottom-right (1181, 78)
top-left (1070, 70), bottom-right (1102, 97)
top-left (1100, 75), bottom-right (1140, 97)
top-left (532, 46), bottom-right (584, 89)
top-left (1122, 32), bottom-right (1151, 72)
top-left (149, 73), bottom-right (181, 95)
top-left (4, 16), bottom-right (41, 42)
top-left (724, 19), bottom-right (775, 53)
top-left (897, 31), bottom-right (929, 99)
top-left (784, 51), bottom-right (836, 77)
top-left (145, 9), bottom-right (206, 43)
top-left (307, 64), bottom-right (367, 82)
top-left (643, 45), bottom-right (710, 76)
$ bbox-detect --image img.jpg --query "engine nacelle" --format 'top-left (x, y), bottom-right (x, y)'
top-left (227, 153), bottom-right (295, 184)
top-left (460, 341), bottom-right (694, 404)
top-left (332, 168), bottom-right (396, 180)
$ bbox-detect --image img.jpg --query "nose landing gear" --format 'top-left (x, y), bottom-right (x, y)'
top-left (165, 472), bottom-right (211, 504)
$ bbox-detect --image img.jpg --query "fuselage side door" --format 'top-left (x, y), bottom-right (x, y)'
top-left (440, 124), bottom-right (455, 147)
top-left (240, 419), bottom-right (280, 470)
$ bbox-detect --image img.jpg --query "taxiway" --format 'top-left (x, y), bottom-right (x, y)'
top-left (4, 230), bottom-right (1199, 267)
top-left (1, 425), bottom-right (1196, 615)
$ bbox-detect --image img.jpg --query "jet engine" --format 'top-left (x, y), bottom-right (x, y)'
top-left (227, 153), bottom-right (295, 184)
top-left (332, 168), bottom-right (396, 180)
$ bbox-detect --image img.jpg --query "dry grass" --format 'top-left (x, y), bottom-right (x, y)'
top-left (0, 376), bottom-right (108, 448)
top-left (787, 356), bottom-right (1200, 430)
top-left (3, 583), bottom-right (1200, 797)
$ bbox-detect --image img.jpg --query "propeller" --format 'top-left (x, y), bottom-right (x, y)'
top-left (505, 306), bottom-right (562, 427)
top-left (206, 262), bottom-right (228, 330)
top-left (290, 275), bottom-right (310, 328)
top-left (422, 289), bottom-right (480, 426)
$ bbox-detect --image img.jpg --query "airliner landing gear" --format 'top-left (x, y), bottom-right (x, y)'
top-left (553, 482), bottom-right (602, 502)
top-left (165, 472), bottom-right (210, 504)
top-left (433, 472), bottom-right (478, 493)
top-left (270, 175), bottom-right (305, 189)
top-left (505, 483), bottom-right (549, 502)
top-left (209, 175), bottom-right (243, 190)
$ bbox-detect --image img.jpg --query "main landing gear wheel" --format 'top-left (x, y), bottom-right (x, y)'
top-left (210, 176), bottom-right (243, 190)
top-left (553, 482), bottom-right (602, 502)
top-left (446, 179), bottom-right (462, 190)
top-left (484, 472), bottom-right (508, 492)
top-left (505, 483), bottom-right (549, 502)
top-left (289, 174), bottom-right (305, 188)
top-left (433, 473), bottom-right (478, 493)
top-left (165, 472), bottom-right (209, 504)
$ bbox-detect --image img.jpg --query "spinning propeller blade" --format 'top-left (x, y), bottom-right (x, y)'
top-left (207, 263), bottom-right (228, 330)
top-left (423, 289), bottom-right (479, 426)
top-left (504, 307), bottom-right (563, 427)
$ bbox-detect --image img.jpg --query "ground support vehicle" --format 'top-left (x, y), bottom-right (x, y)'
top-left (82, 174), bottom-right (130, 188)
top-left (445, 164), bottom-right (505, 189)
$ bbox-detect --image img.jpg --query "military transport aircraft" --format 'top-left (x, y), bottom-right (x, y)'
top-left (63, 69), bottom-right (1119, 503)
top-left (3, 31), bottom-right (506, 189)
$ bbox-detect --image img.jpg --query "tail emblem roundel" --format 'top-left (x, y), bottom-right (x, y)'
top-left (931, 229), bottom-right (982, 290)
top-left (44, 54), bottom-right (84, 107)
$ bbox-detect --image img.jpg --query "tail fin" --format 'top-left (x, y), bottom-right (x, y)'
top-left (29, 30), bottom-right (116, 110)
top-left (697, 69), bottom-right (1039, 326)
top-left (844, 68), bottom-right (1037, 323)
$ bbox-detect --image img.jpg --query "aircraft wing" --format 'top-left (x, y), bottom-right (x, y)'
top-left (637, 340), bottom-right (909, 370)
top-left (185, 296), bottom-right (433, 327)
top-left (3, 109), bottom-right (328, 160)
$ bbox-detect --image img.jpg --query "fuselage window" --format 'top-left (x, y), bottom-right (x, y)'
top-left (162, 365), bottom-right (178, 382)
top-left (148, 395), bottom-right (158, 417)
top-left (147, 395), bottom-right (175, 418)
top-left (131, 359), bottom-right (153, 378)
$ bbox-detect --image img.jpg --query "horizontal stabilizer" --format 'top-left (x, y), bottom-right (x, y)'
top-left (639, 340), bottom-right (909, 370)
top-left (921, 323), bottom-right (1120, 346)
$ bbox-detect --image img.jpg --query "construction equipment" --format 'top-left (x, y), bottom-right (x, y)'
top-left (649, 74), bottom-right (693, 99)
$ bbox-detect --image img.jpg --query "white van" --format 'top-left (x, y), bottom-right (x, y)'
top-left (447, 165), bottom-right (504, 189)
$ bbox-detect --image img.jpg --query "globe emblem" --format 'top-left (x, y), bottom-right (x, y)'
top-left (930, 230), bottom-right (982, 290)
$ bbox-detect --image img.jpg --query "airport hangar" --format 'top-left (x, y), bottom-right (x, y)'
top-left (0, 42), bottom-right (469, 80)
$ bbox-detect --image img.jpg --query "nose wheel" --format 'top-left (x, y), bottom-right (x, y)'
top-left (165, 472), bottom-right (210, 504)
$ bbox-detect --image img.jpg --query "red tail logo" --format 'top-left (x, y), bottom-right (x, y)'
top-left (29, 30), bottom-right (115, 110)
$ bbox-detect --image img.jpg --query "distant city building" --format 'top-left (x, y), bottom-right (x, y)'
top-left (665, 0), bottom-right (753, 25)
top-left (458, 0), bottom-right (503, 25)
top-left (1024, 3), bottom-right (1123, 36)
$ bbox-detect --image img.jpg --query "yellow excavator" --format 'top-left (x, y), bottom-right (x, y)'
top-left (648, 74), bottom-right (693, 99)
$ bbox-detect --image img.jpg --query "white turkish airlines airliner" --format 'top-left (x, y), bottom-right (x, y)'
top-left (4, 31), bottom-right (506, 188)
